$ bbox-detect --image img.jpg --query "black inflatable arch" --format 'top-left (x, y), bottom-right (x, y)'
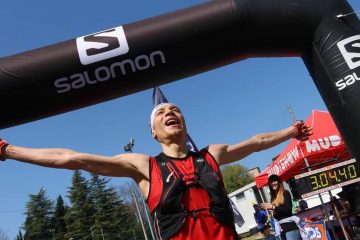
top-left (0, 0), bottom-right (360, 163)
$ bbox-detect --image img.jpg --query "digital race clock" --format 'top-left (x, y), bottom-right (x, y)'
top-left (294, 159), bottom-right (360, 198)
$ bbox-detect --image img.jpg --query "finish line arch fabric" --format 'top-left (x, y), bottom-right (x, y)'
top-left (0, 0), bottom-right (360, 163)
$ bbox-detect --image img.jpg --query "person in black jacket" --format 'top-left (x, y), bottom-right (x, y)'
top-left (261, 175), bottom-right (301, 240)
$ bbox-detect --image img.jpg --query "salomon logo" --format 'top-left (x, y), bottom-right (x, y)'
top-left (335, 72), bottom-right (360, 91)
top-left (76, 26), bottom-right (129, 65)
top-left (337, 35), bottom-right (360, 70)
top-left (54, 50), bottom-right (166, 94)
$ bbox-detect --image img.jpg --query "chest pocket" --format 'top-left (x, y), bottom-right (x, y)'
top-left (156, 157), bottom-right (186, 213)
top-left (192, 153), bottom-right (234, 226)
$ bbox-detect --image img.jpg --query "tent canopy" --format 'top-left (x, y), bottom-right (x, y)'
top-left (255, 110), bottom-right (350, 188)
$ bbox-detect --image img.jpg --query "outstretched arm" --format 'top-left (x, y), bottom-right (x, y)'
top-left (0, 140), bottom-right (149, 180)
top-left (208, 121), bottom-right (312, 165)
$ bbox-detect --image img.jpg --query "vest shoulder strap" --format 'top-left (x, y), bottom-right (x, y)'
top-left (155, 153), bottom-right (184, 181)
top-left (192, 150), bottom-right (217, 174)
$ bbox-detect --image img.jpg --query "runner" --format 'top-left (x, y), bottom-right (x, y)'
top-left (0, 103), bottom-right (312, 240)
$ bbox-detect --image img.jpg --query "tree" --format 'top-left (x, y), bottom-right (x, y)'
top-left (118, 182), bottom-right (152, 240)
top-left (15, 230), bottom-right (23, 240)
top-left (23, 188), bottom-right (53, 240)
top-left (50, 195), bottom-right (67, 239)
top-left (89, 174), bottom-right (137, 240)
top-left (222, 164), bottom-right (254, 193)
top-left (18, 171), bottom-right (149, 240)
top-left (65, 170), bottom-right (95, 240)
top-left (0, 228), bottom-right (9, 240)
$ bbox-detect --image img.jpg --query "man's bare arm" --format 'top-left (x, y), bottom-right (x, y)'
top-left (3, 144), bottom-right (150, 180)
top-left (208, 122), bottom-right (312, 165)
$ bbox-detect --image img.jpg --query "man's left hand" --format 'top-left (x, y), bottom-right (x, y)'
top-left (293, 121), bottom-right (312, 141)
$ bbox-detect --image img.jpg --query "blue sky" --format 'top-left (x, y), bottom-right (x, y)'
top-left (0, 0), bottom-right (359, 238)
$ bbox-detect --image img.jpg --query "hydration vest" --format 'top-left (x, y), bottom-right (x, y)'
top-left (150, 151), bottom-right (235, 240)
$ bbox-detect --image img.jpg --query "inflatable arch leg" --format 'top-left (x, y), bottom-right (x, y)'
top-left (306, 7), bottom-right (360, 213)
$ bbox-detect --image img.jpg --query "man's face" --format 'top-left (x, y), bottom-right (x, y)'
top-left (152, 104), bottom-right (187, 141)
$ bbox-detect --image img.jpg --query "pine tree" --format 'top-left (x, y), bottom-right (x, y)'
top-left (89, 174), bottom-right (135, 240)
top-left (23, 188), bottom-right (53, 240)
top-left (15, 230), bottom-right (23, 240)
top-left (65, 170), bottom-right (95, 240)
top-left (50, 195), bottom-right (67, 239)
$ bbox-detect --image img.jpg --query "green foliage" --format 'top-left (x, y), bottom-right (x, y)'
top-left (65, 170), bottom-right (95, 240)
top-left (51, 195), bottom-right (67, 240)
top-left (92, 174), bottom-right (147, 239)
top-left (89, 173), bottom-right (132, 240)
top-left (20, 171), bottom-right (147, 240)
top-left (23, 188), bottom-right (53, 240)
top-left (15, 230), bottom-right (23, 240)
top-left (222, 164), bottom-right (254, 193)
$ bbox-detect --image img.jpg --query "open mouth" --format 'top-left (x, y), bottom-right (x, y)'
top-left (165, 118), bottom-right (180, 127)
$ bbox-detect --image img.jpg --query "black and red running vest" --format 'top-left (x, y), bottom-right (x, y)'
top-left (147, 149), bottom-right (236, 240)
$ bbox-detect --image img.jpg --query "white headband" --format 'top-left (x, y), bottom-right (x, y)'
top-left (150, 103), bottom-right (176, 135)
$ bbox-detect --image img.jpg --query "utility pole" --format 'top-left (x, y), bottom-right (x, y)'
top-left (124, 138), bottom-right (156, 240)
top-left (132, 229), bottom-right (137, 240)
top-left (49, 229), bottom-right (55, 240)
top-left (100, 228), bottom-right (105, 240)
top-left (131, 190), bottom-right (149, 240)
top-left (139, 193), bottom-right (156, 240)
top-left (91, 227), bottom-right (94, 240)
top-left (91, 226), bottom-right (105, 240)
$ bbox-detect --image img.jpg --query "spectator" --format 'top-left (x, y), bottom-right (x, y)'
top-left (253, 204), bottom-right (271, 238)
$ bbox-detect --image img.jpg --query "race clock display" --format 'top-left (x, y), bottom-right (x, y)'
top-left (294, 159), bottom-right (360, 198)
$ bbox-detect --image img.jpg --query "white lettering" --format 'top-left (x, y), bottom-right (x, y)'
top-left (335, 72), bottom-right (360, 91)
top-left (70, 74), bottom-right (86, 89)
top-left (290, 147), bottom-right (299, 162)
top-left (316, 227), bottom-right (321, 238)
top-left (306, 135), bottom-right (342, 153)
top-left (135, 55), bottom-right (150, 70)
top-left (95, 66), bottom-right (111, 82)
top-left (54, 50), bottom-right (166, 93)
top-left (318, 138), bottom-right (330, 149)
top-left (345, 74), bottom-right (356, 86)
top-left (306, 140), bottom-right (321, 153)
top-left (150, 51), bottom-right (166, 65)
top-left (84, 71), bottom-right (97, 84)
top-left (272, 147), bottom-right (299, 174)
top-left (335, 79), bottom-right (346, 90)
top-left (110, 59), bottom-right (136, 76)
top-left (329, 135), bottom-right (341, 146)
top-left (54, 77), bottom-right (71, 94)
top-left (304, 226), bottom-right (323, 239)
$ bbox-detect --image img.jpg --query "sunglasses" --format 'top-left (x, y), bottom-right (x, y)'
top-left (270, 181), bottom-right (279, 185)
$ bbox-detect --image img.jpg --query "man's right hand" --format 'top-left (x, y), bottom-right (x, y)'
top-left (0, 138), bottom-right (8, 161)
